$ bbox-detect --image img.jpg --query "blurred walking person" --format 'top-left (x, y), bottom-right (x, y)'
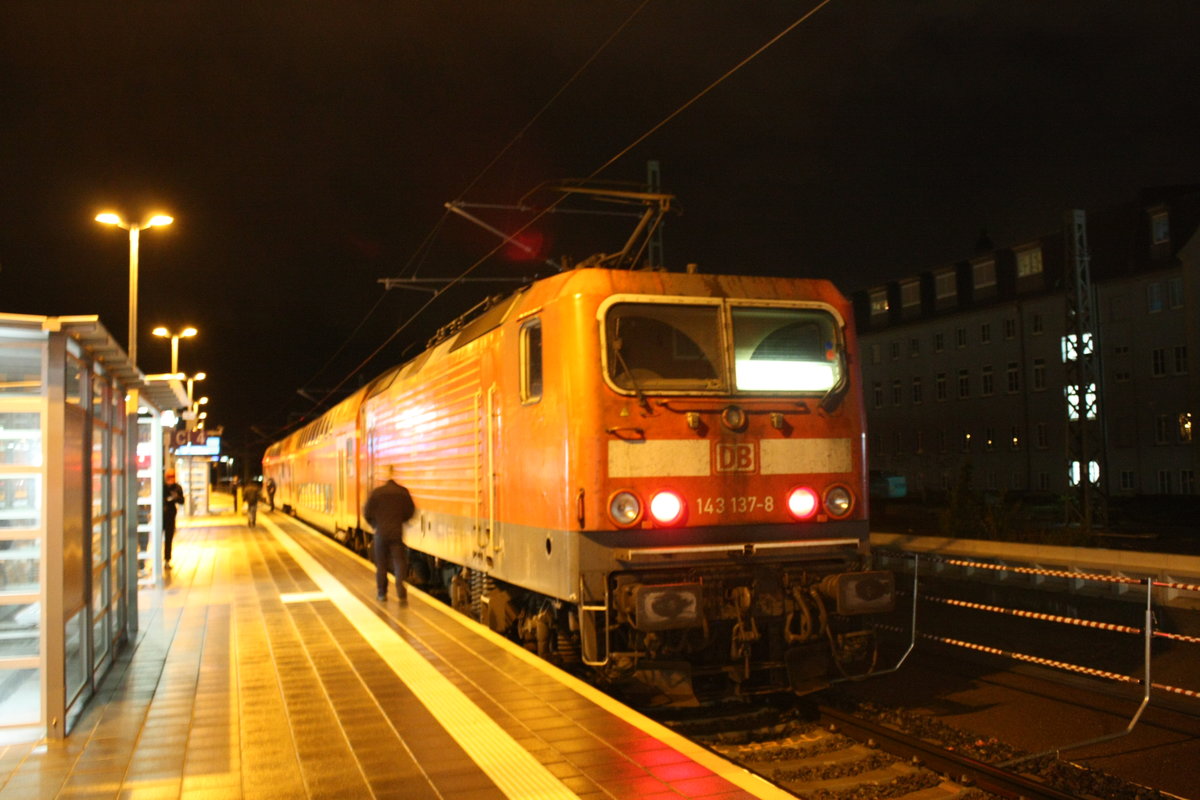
top-left (364, 466), bottom-right (415, 603)
top-left (243, 481), bottom-right (262, 528)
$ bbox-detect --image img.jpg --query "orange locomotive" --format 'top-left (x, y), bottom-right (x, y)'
top-left (264, 266), bottom-right (894, 701)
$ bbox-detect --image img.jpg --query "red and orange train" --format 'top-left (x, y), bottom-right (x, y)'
top-left (263, 265), bottom-right (893, 701)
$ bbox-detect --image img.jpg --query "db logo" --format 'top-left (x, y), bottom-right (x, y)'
top-left (716, 443), bottom-right (756, 473)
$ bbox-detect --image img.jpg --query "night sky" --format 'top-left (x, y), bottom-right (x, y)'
top-left (3, 1), bottom-right (1198, 463)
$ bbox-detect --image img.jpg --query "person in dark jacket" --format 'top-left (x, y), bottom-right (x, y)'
top-left (363, 466), bottom-right (414, 603)
top-left (265, 477), bottom-right (276, 511)
top-left (163, 471), bottom-right (185, 567)
top-left (243, 481), bottom-right (261, 528)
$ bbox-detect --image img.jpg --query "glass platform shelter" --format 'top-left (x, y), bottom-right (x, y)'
top-left (0, 314), bottom-right (186, 739)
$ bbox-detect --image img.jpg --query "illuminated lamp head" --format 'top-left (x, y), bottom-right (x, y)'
top-left (786, 486), bottom-right (819, 520)
top-left (648, 490), bottom-right (686, 526)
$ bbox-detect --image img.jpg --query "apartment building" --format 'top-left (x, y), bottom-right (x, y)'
top-left (853, 186), bottom-right (1200, 501)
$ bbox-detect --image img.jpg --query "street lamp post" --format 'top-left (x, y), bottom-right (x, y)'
top-left (152, 326), bottom-right (197, 374)
top-left (95, 212), bottom-right (174, 367)
top-left (185, 372), bottom-right (206, 405)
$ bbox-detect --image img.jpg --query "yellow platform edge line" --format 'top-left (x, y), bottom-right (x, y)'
top-left (273, 517), bottom-right (793, 800)
top-left (414, 553), bottom-right (797, 800)
top-left (264, 520), bottom-right (579, 800)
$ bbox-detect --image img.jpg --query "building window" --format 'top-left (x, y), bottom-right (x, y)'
top-left (1032, 313), bottom-right (1044, 334)
top-left (891, 379), bottom-right (903, 405)
top-left (894, 431), bottom-right (904, 453)
top-left (1183, 470), bottom-right (1197, 495)
top-left (912, 377), bottom-right (923, 405)
top-left (870, 432), bottom-right (883, 454)
top-left (1016, 246), bottom-right (1044, 277)
top-left (1007, 362), bottom-right (1020, 392)
top-left (1158, 470), bottom-right (1172, 494)
top-left (901, 279), bottom-right (920, 309)
top-left (890, 340), bottom-right (901, 360)
top-left (980, 323), bottom-right (992, 344)
top-left (1150, 211), bottom-right (1170, 245)
top-left (961, 430), bottom-right (972, 452)
top-left (935, 270), bottom-right (955, 300)
top-left (956, 327), bottom-right (967, 348)
top-left (1036, 423), bottom-right (1048, 449)
top-left (870, 289), bottom-right (888, 316)
top-left (869, 343), bottom-right (880, 364)
top-left (1156, 415), bottom-right (1171, 445)
top-left (1168, 277), bottom-right (1183, 309)
top-left (937, 430), bottom-right (947, 452)
top-left (1148, 282), bottom-right (1164, 313)
top-left (1180, 412), bottom-right (1193, 442)
top-left (873, 381), bottom-right (883, 409)
top-left (1010, 426), bottom-right (1021, 450)
top-left (984, 427), bottom-right (995, 451)
top-left (1037, 472), bottom-right (1050, 491)
top-left (909, 337), bottom-right (920, 357)
top-left (936, 372), bottom-right (947, 401)
top-left (934, 332), bottom-right (944, 352)
top-left (973, 260), bottom-right (996, 290)
top-left (1004, 318), bottom-right (1016, 339)
top-left (981, 365), bottom-right (994, 396)
top-left (958, 369), bottom-right (970, 399)
top-left (1120, 471), bottom-right (1136, 491)
top-left (913, 429), bottom-right (924, 454)
top-left (1033, 358), bottom-right (1046, 390)
top-left (1175, 345), bottom-right (1188, 374)
top-left (1152, 348), bottom-right (1167, 377)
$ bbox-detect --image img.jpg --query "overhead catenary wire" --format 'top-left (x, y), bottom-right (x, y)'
top-left (298, 0), bottom-right (838, 424)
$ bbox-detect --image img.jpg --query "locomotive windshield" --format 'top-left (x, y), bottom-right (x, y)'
top-left (731, 306), bottom-right (841, 392)
top-left (606, 303), bottom-right (724, 391)
top-left (604, 302), bottom-right (843, 394)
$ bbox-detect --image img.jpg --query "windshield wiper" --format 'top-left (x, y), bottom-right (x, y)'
top-left (611, 334), bottom-right (651, 412)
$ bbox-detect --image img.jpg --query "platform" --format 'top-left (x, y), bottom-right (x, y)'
top-left (0, 498), bottom-right (791, 800)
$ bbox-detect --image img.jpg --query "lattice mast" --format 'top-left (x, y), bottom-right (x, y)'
top-left (1063, 209), bottom-right (1107, 529)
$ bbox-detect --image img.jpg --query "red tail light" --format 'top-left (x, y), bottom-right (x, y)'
top-left (649, 491), bottom-right (685, 525)
top-left (786, 486), bottom-right (819, 520)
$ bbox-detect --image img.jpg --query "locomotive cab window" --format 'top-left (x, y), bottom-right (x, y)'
top-left (731, 307), bottom-right (842, 392)
top-left (520, 318), bottom-right (542, 404)
top-left (605, 303), bottom-right (723, 392)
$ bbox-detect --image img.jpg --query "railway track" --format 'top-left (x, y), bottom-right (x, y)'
top-left (650, 695), bottom-right (1173, 800)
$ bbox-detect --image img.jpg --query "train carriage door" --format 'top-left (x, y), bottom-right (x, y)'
top-left (336, 435), bottom-right (350, 519)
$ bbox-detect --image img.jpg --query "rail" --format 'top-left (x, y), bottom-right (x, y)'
top-left (871, 550), bottom-right (1200, 763)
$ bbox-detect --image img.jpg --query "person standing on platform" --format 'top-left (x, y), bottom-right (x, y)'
top-left (364, 466), bottom-right (414, 603)
top-left (163, 471), bottom-right (185, 568)
top-left (243, 481), bottom-right (261, 528)
top-left (265, 477), bottom-right (276, 511)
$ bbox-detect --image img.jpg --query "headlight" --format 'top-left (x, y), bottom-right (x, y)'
top-left (609, 491), bottom-right (641, 526)
top-left (824, 485), bottom-right (854, 517)
top-left (786, 486), bottom-right (819, 520)
top-left (648, 490), bottom-right (685, 526)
